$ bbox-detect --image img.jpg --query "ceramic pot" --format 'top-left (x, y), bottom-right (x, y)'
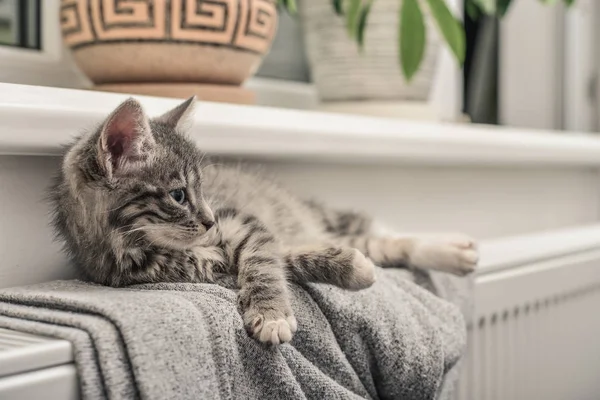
top-left (300, 0), bottom-right (440, 102)
top-left (59, 0), bottom-right (278, 86)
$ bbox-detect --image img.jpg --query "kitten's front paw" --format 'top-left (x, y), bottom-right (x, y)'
top-left (243, 308), bottom-right (297, 345)
top-left (411, 234), bottom-right (479, 276)
top-left (345, 249), bottom-right (376, 290)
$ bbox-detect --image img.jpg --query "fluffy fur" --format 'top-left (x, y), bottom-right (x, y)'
top-left (49, 97), bottom-right (478, 345)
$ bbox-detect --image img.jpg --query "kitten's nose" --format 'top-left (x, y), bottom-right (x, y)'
top-left (202, 220), bottom-right (215, 231)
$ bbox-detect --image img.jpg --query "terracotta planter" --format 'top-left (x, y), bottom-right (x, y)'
top-left (59, 0), bottom-right (278, 91)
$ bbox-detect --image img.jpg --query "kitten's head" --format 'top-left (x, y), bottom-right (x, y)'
top-left (50, 97), bottom-right (215, 280)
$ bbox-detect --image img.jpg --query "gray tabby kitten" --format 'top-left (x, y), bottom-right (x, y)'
top-left (50, 97), bottom-right (478, 345)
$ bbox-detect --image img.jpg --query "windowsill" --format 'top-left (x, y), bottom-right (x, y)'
top-left (2, 82), bottom-right (600, 166)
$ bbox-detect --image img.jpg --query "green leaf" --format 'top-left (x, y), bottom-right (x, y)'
top-left (286, 0), bottom-right (297, 14)
top-left (277, 0), bottom-right (297, 15)
top-left (563, 0), bottom-right (575, 5)
top-left (333, 0), bottom-right (344, 15)
top-left (497, 0), bottom-right (514, 16)
top-left (346, 0), bottom-right (362, 38)
top-left (425, 0), bottom-right (466, 64)
top-left (357, 1), bottom-right (373, 49)
top-left (466, 0), bottom-right (481, 20)
top-left (400, 0), bottom-right (426, 81)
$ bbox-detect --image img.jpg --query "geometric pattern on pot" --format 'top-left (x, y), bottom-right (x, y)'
top-left (60, 0), bottom-right (277, 55)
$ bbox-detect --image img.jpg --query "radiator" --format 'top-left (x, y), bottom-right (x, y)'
top-left (0, 328), bottom-right (76, 398)
top-left (456, 230), bottom-right (600, 400)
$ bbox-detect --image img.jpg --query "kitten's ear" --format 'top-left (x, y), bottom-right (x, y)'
top-left (155, 96), bottom-right (196, 130)
top-left (98, 98), bottom-right (154, 177)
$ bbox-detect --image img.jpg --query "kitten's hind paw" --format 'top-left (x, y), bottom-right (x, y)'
top-left (244, 309), bottom-right (297, 345)
top-left (411, 234), bottom-right (479, 276)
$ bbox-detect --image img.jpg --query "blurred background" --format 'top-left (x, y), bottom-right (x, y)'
top-left (0, 0), bottom-right (597, 131)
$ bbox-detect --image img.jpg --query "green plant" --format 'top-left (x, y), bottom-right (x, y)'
top-left (277, 0), bottom-right (575, 81)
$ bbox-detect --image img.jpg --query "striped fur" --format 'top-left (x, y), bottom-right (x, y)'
top-left (50, 97), bottom-right (478, 345)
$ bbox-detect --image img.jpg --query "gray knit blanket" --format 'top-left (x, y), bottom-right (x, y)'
top-left (0, 268), bottom-right (471, 400)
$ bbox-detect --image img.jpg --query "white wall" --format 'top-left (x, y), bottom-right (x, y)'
top-left (500, 0), bottom-right (600, 132)
top-left (563, 0), bottom-right (597, 132)
top-left (499, 0), bottom-right (564, 130)
top-left (0, 156), bottom-right (72, 287)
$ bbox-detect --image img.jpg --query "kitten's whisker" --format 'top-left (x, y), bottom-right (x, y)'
top-left (118, 225), bottom-right (170, 236)
top-left (119, 227), bottom-right (147, 236)
top-left (201, 163), bottom-right (224, 170)
top-left (198, 152), bottom-right (207, 166)
top-left (145, 234), bottom-right (175, 249)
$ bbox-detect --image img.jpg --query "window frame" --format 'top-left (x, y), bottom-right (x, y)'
top-left (0, 0), bottom-right (84, 88)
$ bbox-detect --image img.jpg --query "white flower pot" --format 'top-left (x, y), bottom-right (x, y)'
top-left (300, 0), bottom-right (441, 102)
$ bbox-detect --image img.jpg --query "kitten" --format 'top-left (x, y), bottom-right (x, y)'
top-left (49, 97), bottom-right (478, 345)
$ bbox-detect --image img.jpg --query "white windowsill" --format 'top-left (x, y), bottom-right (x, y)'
top-left (2, 83), bottom-right (600, 166)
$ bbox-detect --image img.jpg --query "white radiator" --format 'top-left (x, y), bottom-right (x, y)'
top-left (456, 227), bottom-right (600, 400)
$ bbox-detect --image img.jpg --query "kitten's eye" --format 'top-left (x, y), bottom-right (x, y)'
top-left (169, 188), bottom-right (186, 204)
